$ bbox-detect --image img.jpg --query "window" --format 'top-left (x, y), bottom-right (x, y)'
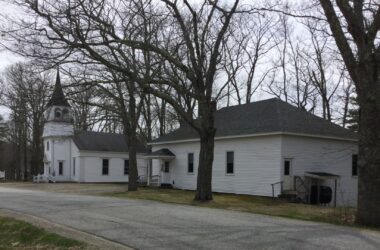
top-left (58, 162), bottom-right (63, 175)
top-left (54, 108), bottom-right (61, 118)
top-left (284, 160), bottom-right (291, 176)
top-left (102, 159), bottom-right (109, 175)
top-left (73, 158), bottom-right (76, 176)
top-left (124, 160), bottom-right (129, 175)
top-left (226, 151), bottom-right (234, 174)
top-left (46, 141), bottom-right (49, 151)
top-left (188, 153), bottom-right (194, 173)
top-left (164, 161), bottom-right (170, 173)
top-left (352, 154), bottom-right (358, 176)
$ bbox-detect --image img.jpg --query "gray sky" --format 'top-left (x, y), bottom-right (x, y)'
top-left (0, 1), bottom-right (25, 119)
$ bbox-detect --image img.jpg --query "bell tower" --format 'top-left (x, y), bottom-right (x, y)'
top-left (42, 70), bottom-right (74, 181)
top-left (43, 69), bottom-right (74, 138)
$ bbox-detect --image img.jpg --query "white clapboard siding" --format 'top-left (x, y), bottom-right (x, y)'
top-left (50, 138), bottom-right (73, 182)
top-left (79, 151), bottom-right (146, 183)
top-left (153, 135), bottom-right (283, 197)
top-left (281, 135), bottom-right (358, 207)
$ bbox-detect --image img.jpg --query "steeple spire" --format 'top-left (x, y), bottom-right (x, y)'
top-left (47, 68), bottom-right (70, 107)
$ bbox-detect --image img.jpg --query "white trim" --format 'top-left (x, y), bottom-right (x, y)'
top-left (225, 151), bottom-right (235, 175)
top-left (77, 149), bottom-right (146, 156)
top-left (101, 158), bottom-right (110, 176)
top-left (283, 158), bottom-right (293, 176)
top-left (58, 161), bottom-right (64, 176)
top-left (148, 131), bottom-right (358, 145)
top-left (144, 155), bottom-right (175, 160)
top-left (187, 152), bottom-right (195, 174)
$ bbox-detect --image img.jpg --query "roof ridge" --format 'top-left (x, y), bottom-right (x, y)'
top-left (75, 130), bottom-right (124, 135)
top-left (218, 98), bottom-right (279, 111)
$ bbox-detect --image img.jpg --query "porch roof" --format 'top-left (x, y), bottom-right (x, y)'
top-left (145, 148), bottom-right (176, 160)
top-left (305, 172), bottom-right (340, 180)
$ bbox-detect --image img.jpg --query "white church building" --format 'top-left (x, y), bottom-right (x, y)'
top-left (41, 71), bottom-right (359, 207)
top-left (42, 71), bottom-right (147, 183)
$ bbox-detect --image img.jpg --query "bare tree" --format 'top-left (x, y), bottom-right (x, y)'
top-left (265, 13), bottom-right (317, 111)
top-left (318, 0), bottom-right (380, 226)
top-left (2, 0), bottom-right (243, 200)
top-left (221, 12), bottom-right (277, 105)
top-left (0, 63), bottom-right (51, 179)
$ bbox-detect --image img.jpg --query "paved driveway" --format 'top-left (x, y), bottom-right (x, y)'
top-left (0, 187), bottom-right (379, 250)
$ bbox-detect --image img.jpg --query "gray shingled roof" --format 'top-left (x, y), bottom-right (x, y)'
top-left (151, 98), bottom-right (357, 143)
top-left (73, 131), bottom-right (147, 153)
top-left (47, 70), bottom-right (70, 107)
top-left (145, 148), bottom-right (175, 157)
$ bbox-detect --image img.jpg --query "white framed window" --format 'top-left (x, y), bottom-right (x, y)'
top-left (284, 159), bottom-right (291, 176)
top-left (58, 161), bottom-right (63, 175)
top-left (102, 159), bottom-right (109, 175)
top-left (188, 153), bottom-right (194, 173)
top-left (124, 159), bottom-right (129, 175)
top-left (352, 154), bottom-right (358, 177)
top-left (164, 161), bottom-right (170, 173)
top-left (73, 157), bottom-right (76, 176)
top-left (226, 151), bottom-right (234, 175)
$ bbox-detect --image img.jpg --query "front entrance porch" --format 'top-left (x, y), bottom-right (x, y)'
top-left (144, 148), bottom-right (176, 187)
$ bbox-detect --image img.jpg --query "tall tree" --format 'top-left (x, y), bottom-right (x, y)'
top-left (4, 0), bottom-right (242, 200)
top-left (318, 0), bottom-right (380, 226)
top-left (0, 63), bottom-right (51, 179)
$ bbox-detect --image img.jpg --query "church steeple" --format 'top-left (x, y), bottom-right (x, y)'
top-left (47, 69), bottom-right (70, 107)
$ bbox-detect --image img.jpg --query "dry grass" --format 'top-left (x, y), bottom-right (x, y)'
top-left (112, 187), bottom-right (357, 226)
top-left (0, 216), bottom-right (86, 249)
top-left (0, 182), bottom-right (357, 226)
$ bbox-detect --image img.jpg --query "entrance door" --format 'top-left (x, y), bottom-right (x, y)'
top-left (283, 159), bottom-right (293, 190)
top-left (161, 161), bottom-right (171, 184)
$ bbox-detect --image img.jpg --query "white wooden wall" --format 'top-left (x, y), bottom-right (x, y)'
top-left (152, 135), bottom-right (283, 197)
top-left (78, 151), bottom-right (146, 183)
top-left (281, 135), bottom-right (358, 207)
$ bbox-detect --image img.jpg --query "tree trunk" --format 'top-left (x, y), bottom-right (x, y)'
top-left (195, 130), bottom-right (216, 201)
top-left (127, 132), bottom-right (139, 191)
top-left (356, 96), bottom-right (380, 226)
top-left (194, 100), bottom-right (217, 201)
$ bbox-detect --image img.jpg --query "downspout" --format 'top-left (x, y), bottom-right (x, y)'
top-left (69, 137), bottom-right (72, 181)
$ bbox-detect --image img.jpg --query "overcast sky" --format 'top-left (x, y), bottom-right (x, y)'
top-left (0, 1), bottom-right (25, 119)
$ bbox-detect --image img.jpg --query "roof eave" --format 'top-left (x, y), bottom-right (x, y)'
top-left (148, 131), bottom-right (358, 145)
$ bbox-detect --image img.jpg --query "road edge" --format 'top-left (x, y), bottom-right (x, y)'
top-left (0, 208), bottom-right (133, 250)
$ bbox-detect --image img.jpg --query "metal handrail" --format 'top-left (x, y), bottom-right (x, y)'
top-left (271, 181), bottom-right (284, 197)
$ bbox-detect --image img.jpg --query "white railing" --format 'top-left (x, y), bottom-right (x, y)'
top-left (149, 175), bottom-right (160, 187)
top-left (137, 175), bottom-right (147, 184)
top-left (33, 174), bottom-right (46, 183)
top-left (33, 175), bottom-right (56, 183)
top-left (48, 175), bottom-right (56, 183)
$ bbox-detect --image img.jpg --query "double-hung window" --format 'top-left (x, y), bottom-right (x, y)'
top-left (188, 153), bottom-right (194, 173)
top-left (124, 160), bottom-right (129, 175)
top-left (102, 159), bottom-right (109, 175)
top-left (226, 151), bottom-right (234, 174)
top-left (352, 154), bottom-right (358, 177)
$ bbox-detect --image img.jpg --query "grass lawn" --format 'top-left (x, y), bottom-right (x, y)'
top-left (0, 216), bottom-right (86, 249)
top-left (112, 187), bottom-right (356, 226)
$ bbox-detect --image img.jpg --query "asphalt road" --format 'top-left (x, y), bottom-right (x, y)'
top-left (0, 187), bottom-right (379, 250)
